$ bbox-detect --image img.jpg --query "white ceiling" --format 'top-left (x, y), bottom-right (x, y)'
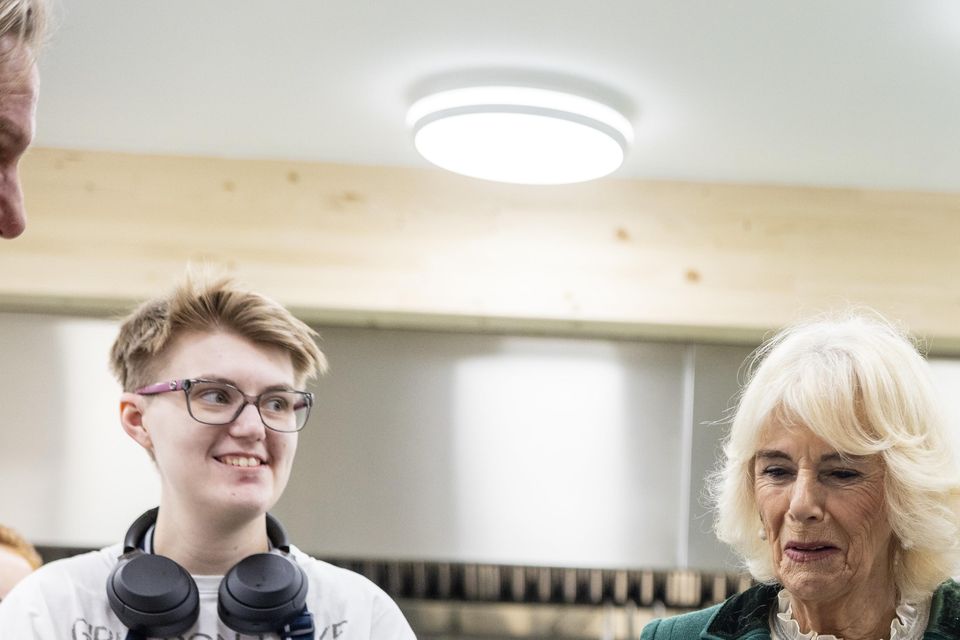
top-left (33, 1), bottom-right (960, 191)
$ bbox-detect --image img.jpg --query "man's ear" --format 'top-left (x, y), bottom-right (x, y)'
top-left (120, 392), bottom-right (153, 452)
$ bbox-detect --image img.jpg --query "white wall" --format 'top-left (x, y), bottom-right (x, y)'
top-left (0, 313), bottom-right (159, 547)
top-left (928, 359), bottom-right (960, 455)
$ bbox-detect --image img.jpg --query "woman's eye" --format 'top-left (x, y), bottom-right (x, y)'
top-left (828, 469), bottom-right (861, 480)
top-left (762, 466), bottom-right (791, 478)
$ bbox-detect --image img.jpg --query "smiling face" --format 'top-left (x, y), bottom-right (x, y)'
top-left (753, 422), bottom-right (895, 603)
top-left (121, 330), bottom-right (301, 521)
top-left (0, 36), bottom-right (38, 239)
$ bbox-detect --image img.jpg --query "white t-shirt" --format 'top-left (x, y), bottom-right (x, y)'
top-left (0, 543), bottom-right (416, 639)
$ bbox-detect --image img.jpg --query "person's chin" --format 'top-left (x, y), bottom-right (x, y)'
top-left (779, 562), bottom-right (847, 600)
top-left (209, 481), bottom-right (276, 515)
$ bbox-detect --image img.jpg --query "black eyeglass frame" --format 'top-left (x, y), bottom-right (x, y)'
top-left (135, 378), bottom-right (314, 433)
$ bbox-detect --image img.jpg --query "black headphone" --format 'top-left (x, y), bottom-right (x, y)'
top-left (106, 507), bottom-right (314, 639)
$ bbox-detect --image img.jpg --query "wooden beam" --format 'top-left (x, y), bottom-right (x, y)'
top-left (6, 147), bottom-right (960, 350)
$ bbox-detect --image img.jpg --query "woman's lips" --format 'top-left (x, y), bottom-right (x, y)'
top-left (784, 542), bottom-right (839, 562)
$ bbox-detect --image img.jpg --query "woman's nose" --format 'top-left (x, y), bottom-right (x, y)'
top-left (787, 472), bottom-right (825, 523)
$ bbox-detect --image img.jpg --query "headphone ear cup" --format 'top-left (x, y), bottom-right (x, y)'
top-left (107, 552), bottom-right (200, 637)
top-left (218, 553), bottom-right (308, 633)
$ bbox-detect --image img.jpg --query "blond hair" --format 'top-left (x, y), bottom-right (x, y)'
top-left (110, 273), bottom-right (327, 392)
top-left (712, 311), bottom-right (960, 600)
top-left (0, 0), bottom-right (47, 57)
top-left (0, 524), bottom-right (41, 570)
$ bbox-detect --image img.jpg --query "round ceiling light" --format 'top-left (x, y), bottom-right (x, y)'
top-left (407, 87), bottom-right (633, 185)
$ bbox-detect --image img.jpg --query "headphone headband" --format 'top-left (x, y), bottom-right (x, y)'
top-left (123, 507), bottom-right (291, 553)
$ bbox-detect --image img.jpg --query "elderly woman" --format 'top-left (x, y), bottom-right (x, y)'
top-left (643, 313), bottom-right (960, 640)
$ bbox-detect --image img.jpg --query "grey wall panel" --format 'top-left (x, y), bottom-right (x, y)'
top-left (0, 312), bottom-right (157, 547)
top-left (277, 328), bottom-right (689, 568)
top-left (0, 314), bottom-right (67, 540)
top-left (685, 344), bottom-right (752, 572)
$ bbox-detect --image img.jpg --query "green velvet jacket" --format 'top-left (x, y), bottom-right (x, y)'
top-left (640, 580), bottom-right (960, 640)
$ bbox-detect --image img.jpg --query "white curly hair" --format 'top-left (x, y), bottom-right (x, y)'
top-left (712, 311), bottom-right (960, 600)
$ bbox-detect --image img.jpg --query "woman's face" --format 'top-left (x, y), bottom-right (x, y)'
top-left (123, 331), bottom-right (300, 522)
top-left (753, 422), bottom-right (894, 603)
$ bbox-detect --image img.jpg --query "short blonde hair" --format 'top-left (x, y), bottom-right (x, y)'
top-left (110, 273), bottom-right (327, 392)
top-left (0, 0), bottom-right (47, 56)
top-left (0, 524), bottom-right (41, 570)
top-left (712, 311), bottom-right (960, 600)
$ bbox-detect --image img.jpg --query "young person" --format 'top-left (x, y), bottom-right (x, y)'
top-left (0, 275), bottom-right (416, 639)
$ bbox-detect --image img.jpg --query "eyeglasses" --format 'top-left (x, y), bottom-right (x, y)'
top-left (135, 378), bottom-right (314, 433)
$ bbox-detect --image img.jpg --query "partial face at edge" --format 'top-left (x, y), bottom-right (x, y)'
top-left (0, 543), bottom-right (33, 598)
top-left (753, 422), bottom-right (894, 603)
top-left (0, 36), bottom-right (39, 239)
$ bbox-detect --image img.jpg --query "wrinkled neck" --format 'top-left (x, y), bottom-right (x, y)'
top-left (788, 583), bottom-right (898, 640)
